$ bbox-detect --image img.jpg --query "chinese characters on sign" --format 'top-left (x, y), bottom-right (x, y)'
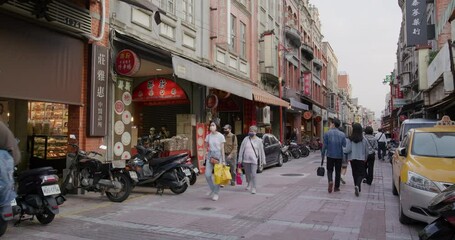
top-left (90, 45), bottom-right (109, 136)
top-left (303, 72), bottom-right (312, 96)
top-left (115, 49), bottom-right (140, 76)
top-left (406, 0), bottom-right (427, 46)
top-left (132, 78), bottom-right (189, 106)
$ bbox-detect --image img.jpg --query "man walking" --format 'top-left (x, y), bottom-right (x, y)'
top-left (223, 124), bottom-right (238, 186)
top-left (375, 128), bottom-right (387, 161)
top-left (321, 118), bottom-right (346, 193)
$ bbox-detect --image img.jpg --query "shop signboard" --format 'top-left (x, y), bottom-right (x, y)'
top-left (303, 111), bottom-right (312, 120)
top-left (115, 49), bottom-right (140, 76)
top-left (303, 72), bottom-right (311, 96)
top-left (113, 78), bottom-right (133, 161)
top-left (405, 0), bottom-right (427, 46)
top-left (196, 123), bottom-right (207, 174)
top-left (89, 45), bottom-right (109, 136)
top-left (132, 78), bottom-right (189, 106)
top-left (393, 98), bottom-right (409, 108)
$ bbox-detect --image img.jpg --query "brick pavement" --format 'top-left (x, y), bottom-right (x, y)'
top-left (2, 153), bottom-right (423, 240)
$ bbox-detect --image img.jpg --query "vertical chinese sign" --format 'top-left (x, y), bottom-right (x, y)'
top-left (406, 0), bottom-right (427, 46)
top-left (196, 123), bottom-right (206, 174)
top-left (113, 77), bottom-right (133, 161)
top-left (303, 71), bottom-right (312, 96)
top-left (90, 45), bottom-right (108, 136)
top-left (113, 49), bottom-right (139, 161)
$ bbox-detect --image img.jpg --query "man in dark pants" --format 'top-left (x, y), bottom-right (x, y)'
top-left (375, 128), bottom-right (387, 161)
top-left (321, 118), bottom-right (346, 193)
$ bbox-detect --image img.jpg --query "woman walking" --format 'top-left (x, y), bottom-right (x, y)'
top-left (238, 126), bottom-right (266, 194)
top-left (343, 123), bottom-right (369, 197)
top-left (205, 121), bottom-right (226, 201)
top-left (339, 125), bottom-right (351, 185)
top-left (364, 126), bottom-right (378, 185)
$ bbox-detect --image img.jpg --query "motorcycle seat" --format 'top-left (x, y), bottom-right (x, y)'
top-left (18, 167), bottom-right (56, 181)
top-left (149, 153), bottom-right (188, 167)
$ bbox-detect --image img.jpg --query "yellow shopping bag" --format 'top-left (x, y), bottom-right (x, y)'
top-left (214, 164), bottom-right (231, 185)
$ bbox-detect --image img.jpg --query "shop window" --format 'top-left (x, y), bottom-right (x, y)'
top-left (28, 102), bottom-right (68, 136)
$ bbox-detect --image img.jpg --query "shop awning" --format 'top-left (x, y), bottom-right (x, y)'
top-left (289, 98), bottom-right (309, 110)
top-left (252, 87), bottom-right (289, 108)
top-left (172, 55), bottom-right (252, 100)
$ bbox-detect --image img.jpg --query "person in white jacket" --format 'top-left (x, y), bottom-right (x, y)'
top-left (238, 126), bottom-right (266, 194)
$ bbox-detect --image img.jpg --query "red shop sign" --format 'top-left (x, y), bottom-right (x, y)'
top-left (303, 72), bottom-right (312, 96)
top-left (132, 78), bottom-right (188, 105)
top-left (115, 49), bottom-right (140, 76)
top-left (206, 94), bottom-right (218, 109)
top-left (303, 111), bottom-right (313, 120)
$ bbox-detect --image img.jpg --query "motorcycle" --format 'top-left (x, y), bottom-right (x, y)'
top-left (1, 159), bottom-right (65, 236)
top-left (283, 140), bottom-right (301, 159)
top-left (61, 135), bottom-right (134, 202)
top-left (126, 145), bottom-right (193, 194)
top-left (419, 184), bottom-right (455, 240)
top-left (134, 142), bottom-right (198, 186)
top-left (281, 144), bottom-right (290, 163)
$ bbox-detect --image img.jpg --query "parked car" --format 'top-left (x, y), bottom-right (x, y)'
top-left (392, 120), bottom-right (455, 224)
top-left (398, 118), bottom-right (438, 143)
top-left (237, 133), bottom-right (284, 173)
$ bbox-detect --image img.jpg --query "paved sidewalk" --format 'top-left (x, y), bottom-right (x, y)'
top-left (2, 153), bottom-right (424, 240)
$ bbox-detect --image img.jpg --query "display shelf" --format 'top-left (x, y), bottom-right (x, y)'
top-left (30, 135), bottom-right (68, 160)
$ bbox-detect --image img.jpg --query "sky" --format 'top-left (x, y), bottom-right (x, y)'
top-left (309, 0), bottom-right (402, 118)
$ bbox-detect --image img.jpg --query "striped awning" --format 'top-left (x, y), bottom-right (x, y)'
top-left (252, 87), bottom-right (289, 108)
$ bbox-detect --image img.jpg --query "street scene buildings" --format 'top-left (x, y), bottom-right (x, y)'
top-left (0, 0), bottom-right (373, 171)
top-left (2, 0), bottom-right (454, 240)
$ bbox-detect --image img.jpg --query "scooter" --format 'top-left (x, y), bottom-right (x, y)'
top-left (0, 162), bottom-right (65, 236)
top-left (127, 145), bottom-right (192, 195)
top-left (61, 135), bottom-right (134, 202)
top-left (419, 184), bottom-right (455, 240)
top-left (281, 144), bottom-right (290, 163)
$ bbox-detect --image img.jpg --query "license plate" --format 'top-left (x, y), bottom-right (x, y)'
top-left (41, 184), bottom-right (61, 196)
top-left (129, 171), bottom-right (138, 180)
top-left (193, 167), bottom-right (199, 174)
top-left (183, 168), bottom-right (191, 176)
top-left (11, 199), bottom-right (17, 206)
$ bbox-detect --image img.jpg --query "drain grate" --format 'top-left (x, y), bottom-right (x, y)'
top-left (281, 173), bottom-right (305, 177)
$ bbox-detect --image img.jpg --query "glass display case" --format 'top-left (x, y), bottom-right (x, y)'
top-left (29, 135), bottom-right (68, 173)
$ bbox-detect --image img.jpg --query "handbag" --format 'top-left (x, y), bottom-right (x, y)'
top-left (236, 163), bottom-right (243, 185)
top-left (317, 157), bottom-right (325, 177)
top-left (210, 157), bottom-right (219, 164)
top-left (214, 163), bottom-right (231, 185)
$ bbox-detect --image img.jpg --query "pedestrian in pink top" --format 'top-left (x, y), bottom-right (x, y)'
top-left (238, 126), bottom-right (265, 194)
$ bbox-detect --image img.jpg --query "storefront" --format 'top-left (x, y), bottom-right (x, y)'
top-left (0, 7), bottom-right (91, 173)
top-left (111, 32), bottom-right (288, 173)
top-left (285, 98), bottom-right (309, 143)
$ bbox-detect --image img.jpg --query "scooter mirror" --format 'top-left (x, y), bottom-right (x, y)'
top-left (69, 134), bottom-right (76, 140)
top-left (99, 145), bottom-right (107, 150)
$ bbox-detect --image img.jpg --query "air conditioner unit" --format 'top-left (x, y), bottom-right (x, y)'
top-left (257, 106), bottom-right (270, 124)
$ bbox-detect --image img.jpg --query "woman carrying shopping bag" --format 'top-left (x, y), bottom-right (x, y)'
top-left (205, 121), bottom-right (226, 201)
top-left (238, 126), bottom-right (266, 194)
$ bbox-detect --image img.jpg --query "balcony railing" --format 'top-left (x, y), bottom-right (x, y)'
top-left (301, 43), bottom-right (314, 61)
top-left (313, 58), bottom-right (323, 70)
top-left (285, 25), bottom-right (302, 48)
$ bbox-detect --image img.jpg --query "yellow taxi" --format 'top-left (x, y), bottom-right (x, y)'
top-left (392, 116), bottom-right (455, 224)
